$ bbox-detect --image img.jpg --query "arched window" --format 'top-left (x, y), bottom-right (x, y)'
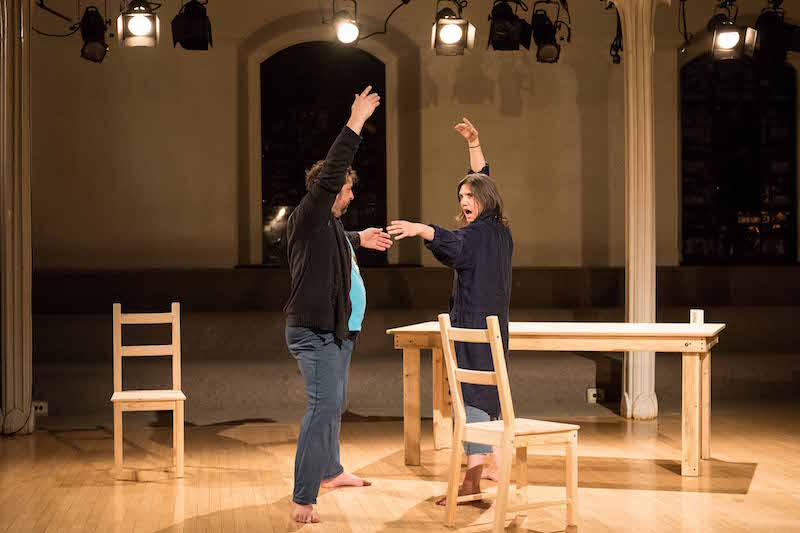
top-left (680, 55), bottom-right (797, 264)
top-left (260, 41), bottom-right (387, 266)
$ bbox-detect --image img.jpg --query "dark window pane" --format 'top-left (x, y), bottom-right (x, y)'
top-left (261, 42), bottom-right (387, 266)
top-left (680, 55), bottom-right (797, 264)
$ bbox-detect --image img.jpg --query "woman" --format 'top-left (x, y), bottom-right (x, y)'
top-left (387, 118), bottom-right (513, 502)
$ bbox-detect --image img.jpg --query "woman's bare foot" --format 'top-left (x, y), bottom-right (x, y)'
top-left (321, 472), bottom-right (372, 489)
top-left (435, 482), bottom-right (482, 506)
top-left (482, 449), bottom-right (501, 481)
top-left (290, 501), bottom-right (320, 524)
top-left (481, 467), bottom-right (499, 482)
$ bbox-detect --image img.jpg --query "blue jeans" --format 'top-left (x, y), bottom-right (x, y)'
top-left (464, 405), bottom-right (495, 456)
top-left (285, 326), bottom-right (354, 505)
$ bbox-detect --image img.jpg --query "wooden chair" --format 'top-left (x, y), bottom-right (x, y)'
top-left (111, 302), bottom-right (185, 478)
top-left (438, 313), bottom-right (580, 532)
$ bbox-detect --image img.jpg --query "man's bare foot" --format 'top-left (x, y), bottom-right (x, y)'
top-left (321, 472), bottom-right (372, 489)
top-left (435, 483), bottom-right (482, 506)
top-left (290, 501), bottom-right (320, 524)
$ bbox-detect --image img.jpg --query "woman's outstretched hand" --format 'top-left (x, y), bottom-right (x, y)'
top-left (387, 220), bottom-right (434, 241)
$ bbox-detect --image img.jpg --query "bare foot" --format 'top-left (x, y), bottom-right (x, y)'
top-left (290, 501), bottom-right (320, 524)
top-left (321, 472), bottom-right (372, 489)
top-left (435, 483), bottom-right (482, 506)
top-left (481, 467), bottom-right (499, 482)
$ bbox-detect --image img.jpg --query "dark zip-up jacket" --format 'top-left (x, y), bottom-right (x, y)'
top-left (284, 126), bottom-right (362, 341)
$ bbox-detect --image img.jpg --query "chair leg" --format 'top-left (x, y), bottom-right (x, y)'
top-left (113, 404), bottom-right (123, 473)
top-left (445, 424), bottom-right (464, 526)
top-left (566, 431), bottom-right (578, 527)
top-left (493, 443), bottom-right (514, 533)
top-left (176, 401), bottom-right (185, 478)
top-left (515, 446), bottom-right (528, 506)
top-left (172, 404), bottom-right (178, 468)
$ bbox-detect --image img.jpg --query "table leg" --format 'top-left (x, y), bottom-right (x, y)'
top-left (404, 348), bottom-right (421, 466)
top-left (682, 353), bottom-right (701, 476)
top-left (432, 347), bottom-right (453, 450)
top-left (701, 351), bottom-right (711, 460)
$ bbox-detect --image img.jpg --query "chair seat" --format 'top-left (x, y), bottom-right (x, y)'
top-left (111, 390), bottom-right (186, 403)
top-left (467, 418), bottom-right (580, 435)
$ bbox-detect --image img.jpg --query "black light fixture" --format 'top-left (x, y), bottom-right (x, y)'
top-left (709, 1), bottom-right (756, 60)
top-left (117, 0), bottom-right (160, 47)
top-left (488, 0), bottom-right (532, 51)
top-left (34, 2), bottom-right (114, 63)
top-left (431, 0), bottom-right (476, 56)
top-left (332, 0), bottom-right (359, 44)
top-left (531, 0), bottom-right (571, 63)
top-left (755, 0), bottom-right (789, 65)
top-left (171, 0), bottom-right (212, 50)
top-left (80, 6), bottom-right (110, 62)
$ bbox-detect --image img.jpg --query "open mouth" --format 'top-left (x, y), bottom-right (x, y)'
top-left (463, 208), bottom-right (473, 217)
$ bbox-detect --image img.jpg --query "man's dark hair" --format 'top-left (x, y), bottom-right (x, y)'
top-left (305, 159), bottom-right (359, 191)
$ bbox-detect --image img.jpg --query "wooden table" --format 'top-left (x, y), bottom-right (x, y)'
top-left (387, 318), bottom-right (726, 477)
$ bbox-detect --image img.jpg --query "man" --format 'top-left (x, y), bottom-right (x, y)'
top-left (284, 86), bottom-right (390, 524)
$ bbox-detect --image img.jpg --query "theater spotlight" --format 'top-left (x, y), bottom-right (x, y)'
top-left (755, 1), bottom-right (790, 65)
top-left (171, 0), bottom-right (212, 50)
top-left (332, 0), bottom-right (360, 44)
top-left (488, 0), bottom-right (532, 51)
top-left (80, 6), bottom-right (109, 63)
top-left (531, 0), bottom-right (571, 63)
top-left (117, 0), bottom-right (160, 47)
top-left (431, 0), bottom-right (476, 56)
top-left (708, 1), bottom-right (756, 60)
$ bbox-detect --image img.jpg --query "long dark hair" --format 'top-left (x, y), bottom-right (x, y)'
top-left (455, 173), bottom-right (509, 227)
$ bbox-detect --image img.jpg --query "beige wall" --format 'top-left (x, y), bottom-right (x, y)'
top-left (30, 0), bottom-right (797, 269)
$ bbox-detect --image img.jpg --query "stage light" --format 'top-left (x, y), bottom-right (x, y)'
top-left (80, 7), bottom-right (109, 63)
top-left (171, 0), bottom-right (212, 50)
top-left (325, 0), bottom-right (412, 45)
top-left (531, 0), bottom-right (571, 63)
top-left (431, 1), bottom-right (476, 56)
top-left (440, 21), bottom-right (463, 44)
top-left (330, 0), bottom-right (360, 44)
top-left (335, 14), bottom-right (359, 43)
top-left (712, 22), bottom-right (757, 60)
top-left (707, 1), bottom-right (756, 60)
top-left (117, 0), bottom-right (160, 47)
top-left (488, 0), bottom-right (532, 51)
top-left (755, 1), bottom-right (792, 65)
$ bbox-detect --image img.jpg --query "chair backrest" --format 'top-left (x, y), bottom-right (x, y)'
top-left (113, 303), bottom-right (182, 394)
top-left (438, 313), bottom-right (515, 432)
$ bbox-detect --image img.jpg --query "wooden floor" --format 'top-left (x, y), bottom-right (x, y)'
top-left (1, 404), bottom-right (799, 533)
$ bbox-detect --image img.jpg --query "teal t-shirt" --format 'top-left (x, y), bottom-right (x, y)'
top-left (347, 239), bottom-right (366, 331)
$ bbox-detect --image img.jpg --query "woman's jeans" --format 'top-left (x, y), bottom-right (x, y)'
top-left (464, 405), bottom-right (494, 456)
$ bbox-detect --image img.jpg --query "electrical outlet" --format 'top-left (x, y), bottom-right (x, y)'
top-left (586, 388), bottom-right (605, 404)
top-left (32, 401), bottom-right (48, 416)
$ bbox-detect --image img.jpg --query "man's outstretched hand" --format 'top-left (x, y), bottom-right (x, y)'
top-left (347, 86), bottom-right (381, 136)
top-left (359, 228), bottom-right (392, 252)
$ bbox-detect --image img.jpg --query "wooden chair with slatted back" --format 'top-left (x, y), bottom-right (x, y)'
top-left (438, 313), bottom-right (580, 532)
top-left (111, 302), bottom-right (185, 478)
